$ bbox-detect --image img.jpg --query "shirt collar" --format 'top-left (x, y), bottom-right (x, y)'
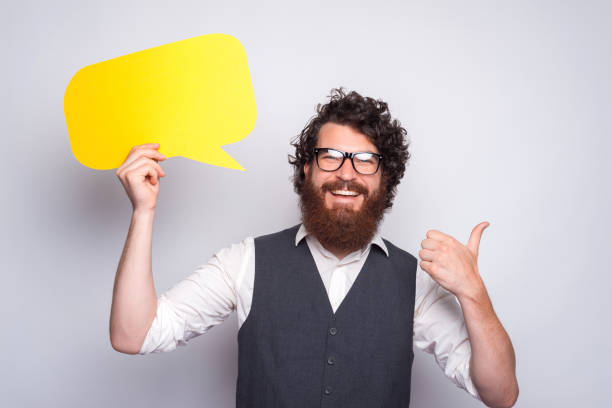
top-left (295, 223), bottom-right (389, 257)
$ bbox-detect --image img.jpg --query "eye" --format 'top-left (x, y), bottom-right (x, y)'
top-left (321, 149), bottom-right (343, 160)
top-left (354, 153), bottom-right (376, 164)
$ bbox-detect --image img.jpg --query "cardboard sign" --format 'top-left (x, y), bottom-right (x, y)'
top-left (64, 33), bottom-right (256, 170)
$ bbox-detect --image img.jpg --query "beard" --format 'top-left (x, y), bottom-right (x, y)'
top-left (299, 173), bottom-right (387, 254)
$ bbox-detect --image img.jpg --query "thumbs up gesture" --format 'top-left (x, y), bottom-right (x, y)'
top-left (418, 222), bottom-right (490, 300)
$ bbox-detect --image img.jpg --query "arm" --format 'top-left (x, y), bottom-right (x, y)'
top-left (109, 143), bottom-right (166, 354)
top-left (110, 209), bottom-right (158, 354)
top-left (109, 144), bottom-right (245, 355)
top-left (457, 281), bottom-right (518, 408)
top-left (413, 269), bottom-right (482, 400)
top-left (139, 240), bottom-right (245, 354)
top-left (418, 222), bottom-right (519, 408)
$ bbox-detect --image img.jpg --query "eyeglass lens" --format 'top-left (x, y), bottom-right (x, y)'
top-left (316, 148), bottom-right (380, 174)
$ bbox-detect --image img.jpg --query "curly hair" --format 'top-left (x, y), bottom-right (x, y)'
top-left (288, 87), bottom-right (411, 210)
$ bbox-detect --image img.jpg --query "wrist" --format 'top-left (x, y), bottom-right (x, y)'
top-left (457, 275), bottom-right (489, 309)
top-left (132, 208), bottom-right (156, 219)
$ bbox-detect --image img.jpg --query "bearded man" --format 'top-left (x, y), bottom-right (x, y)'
top-left (110, 88), bottom-right (519, 408)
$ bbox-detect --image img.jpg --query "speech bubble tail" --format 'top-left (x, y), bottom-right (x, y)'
top-left (192, 146), bottom-right (245, 171)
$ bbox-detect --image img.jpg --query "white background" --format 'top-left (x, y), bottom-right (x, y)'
top-left (3, 1), bottom-right (611, 407)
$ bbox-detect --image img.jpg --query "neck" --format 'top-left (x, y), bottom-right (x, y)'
top-left (317, 240), bottom-right (362, 261)
top-left (327, 247), bottom-right (352, 261)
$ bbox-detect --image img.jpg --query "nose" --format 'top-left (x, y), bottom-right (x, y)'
top-left (336, 156), bottom-right (358, 180)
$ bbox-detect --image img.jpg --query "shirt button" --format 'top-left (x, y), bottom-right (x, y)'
top-left (324, 386), bottom-right (333, 395)
top-left (329, 327), bottom-right (338, 336)
top-left (327, 356), bottom-right (335, 365)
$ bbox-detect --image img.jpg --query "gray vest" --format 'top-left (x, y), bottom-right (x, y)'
top-left (236, 224), bottom-right (417, 408)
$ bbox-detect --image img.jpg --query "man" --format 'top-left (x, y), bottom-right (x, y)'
top-left (110, 88), bottom-right (518, 407)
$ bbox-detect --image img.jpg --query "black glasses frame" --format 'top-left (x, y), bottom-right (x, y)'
top-left (313, 147), bottom-right (383, 175)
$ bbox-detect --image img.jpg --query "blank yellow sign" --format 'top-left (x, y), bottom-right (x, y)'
top-left (64, 33), bottom-right (256, 170)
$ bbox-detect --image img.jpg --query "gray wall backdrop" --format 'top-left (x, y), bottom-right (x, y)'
top-left (3, 0), bottom-right (611, 407)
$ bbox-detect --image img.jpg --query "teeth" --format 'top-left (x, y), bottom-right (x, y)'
top-left (332, 190), bottom-right (358, 196)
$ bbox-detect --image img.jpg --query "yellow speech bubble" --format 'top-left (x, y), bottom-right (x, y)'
top-left (64, 33), bottom-right (256, 171)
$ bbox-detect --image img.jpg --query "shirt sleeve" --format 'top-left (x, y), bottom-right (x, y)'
top-left (138, 237), bottom-right (251, 354)
top-left (413, 268), bottom-right (481, 401)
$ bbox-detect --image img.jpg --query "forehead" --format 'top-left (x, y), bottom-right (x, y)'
top-left (317, 122), bottom-right (379, 154)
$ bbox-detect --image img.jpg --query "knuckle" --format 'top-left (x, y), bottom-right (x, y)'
top-left (134, 156), bottom-right (148, 166)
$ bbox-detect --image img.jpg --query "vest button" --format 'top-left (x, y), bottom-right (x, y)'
top-left (327, 356), bottom-right (335, 365)
top-left (329, 327), bottom-right (338, 335)
top-left (324, 386), bottom-right (333, 395)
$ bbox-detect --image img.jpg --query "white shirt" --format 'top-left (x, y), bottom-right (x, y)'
top-left (139, 224), bottom-right (481, 400)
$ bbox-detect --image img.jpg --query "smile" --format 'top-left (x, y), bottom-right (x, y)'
top-left (330, 190), bottom-right (359, 197)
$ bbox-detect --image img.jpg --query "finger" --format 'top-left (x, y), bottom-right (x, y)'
top-left (126, 162), bottom-right (160, 185)
top-left (419, 260), bottom-right (434, 275)
top-left (118, 147), bottom-right (166, 171)
top-left (467, 221), bottom-right (490, 259)
top-left (117, 152), bottom-right (165, 177)
top-left (420, 238), bottom-right (438, 250)
top-left (146, 165), bottom-right (159, 185)
top-left (122, 148), bottom-right (166, 169)
top-left (120, 157), bottom-right (166, 179)
top-left (120, 156), bottom-right (166, 179)
top-left (418, 249), bottom-right (435, 261)
top-left (425, 229), bottom-right (452, 242)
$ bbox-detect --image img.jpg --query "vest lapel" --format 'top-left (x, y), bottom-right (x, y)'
top-left (297, 238), bottom-right (384, 318)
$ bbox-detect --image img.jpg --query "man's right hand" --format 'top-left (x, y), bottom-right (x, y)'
top-left (116, 143), bottom-right (167, 211)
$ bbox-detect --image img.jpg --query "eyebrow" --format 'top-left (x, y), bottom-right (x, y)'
top-left (317, 147), bottom-right (381, 155)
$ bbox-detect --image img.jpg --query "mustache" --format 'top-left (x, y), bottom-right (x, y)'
top-left (320, 180), bottom-right (369, 196)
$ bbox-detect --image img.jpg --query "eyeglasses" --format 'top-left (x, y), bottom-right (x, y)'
top-left (313, 148), bottom-right (383, 175)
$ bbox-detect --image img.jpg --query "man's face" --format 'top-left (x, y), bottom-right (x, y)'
top-left (300, 122), bottom-right (387, 255)
top-left (304, 122), bottom-right (383, 210)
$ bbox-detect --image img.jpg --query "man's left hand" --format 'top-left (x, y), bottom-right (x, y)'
top-left (418, 221), bottom-right (490, 301)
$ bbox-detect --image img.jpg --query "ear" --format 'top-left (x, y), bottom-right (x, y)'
top-left (304, 162), bottom-right (310, 177)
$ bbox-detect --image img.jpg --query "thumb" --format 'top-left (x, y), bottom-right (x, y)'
top-left (467, 221), bottom-right (490, 259)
